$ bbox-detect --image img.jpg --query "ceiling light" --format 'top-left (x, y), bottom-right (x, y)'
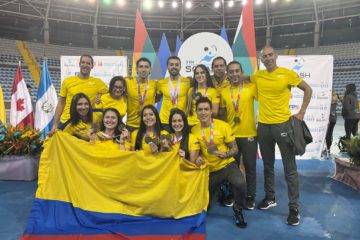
top-left (172, 1), bottom-right (178, 8)
top-left (117, 0), bottom-right (126, 6)
top-left (214, 1), bottom-right (220, 8)
top-left (228, 0), bottom-right (234, 7)
top-left (255, 0), bottom-right (263, 5)
top-left (185, 1), bottom-right (192, 8)
top-left (158, 0), bottom-right (164, 8)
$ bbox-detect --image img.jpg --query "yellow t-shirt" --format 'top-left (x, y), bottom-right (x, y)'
top-left (187, 87), bottom-right (220, 126)
top-left (191, 119), bottom-right (235, 172)
top-left (220, 83), bottom-right (257, 138)
top-left (130, 129), bottom-right (169, 153)
top-left (63, 114), bottom-right (101, 141)
top-left (59, 76), bottom-right (108, 123)
top-left (95, 93), bottom-right (127, 118)
top-left (211, 75), bottom-right (230, 95)
top-left (251, 67), bottom-right (302, 124)
top-left (157, 77), bottom-right (191, 124)
top-left (171, 133), bottom-right (200, 153)
top-left (125, 78), bottom-right (157, 127)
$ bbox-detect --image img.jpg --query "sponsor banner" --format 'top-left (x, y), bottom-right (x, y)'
top-left (60, 56), bottom-right (128, 85)
top-left (177, 32), bottom-right (233, 77)
top-left (261, 55), bottom-right (333, 159)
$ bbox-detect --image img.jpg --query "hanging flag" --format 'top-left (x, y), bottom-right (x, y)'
top-left (21, 132), bottom-right (208, 240)
top-left (10, 63), bottom-right (34, 128)
top-left (131, 9), bottom-right (160, 79)
top-left (220, 25), bottom-right (229, 43)
top-left (175, 35), bottom-right (182, 56)
top-left (0, 84), bottom-right (6, 125)
top-left (158, 33), bottom-right (171, 78)
top-left (35, 60), bottom-right (58, 138)
top-left (232, 0), bottom-right (257, 75)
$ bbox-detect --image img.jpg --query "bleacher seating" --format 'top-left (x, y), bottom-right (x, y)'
top-left (1, 38), bottom-right (359, 115)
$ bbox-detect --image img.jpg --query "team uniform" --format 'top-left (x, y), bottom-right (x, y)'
top-left (63, 114), bottom-right (101, 141)
top-left (157, 77), bottom-right (191, 125)
top-left (220, 82), bottom-right (258, 201)
top-left (171, 133), bottom-right (200, 157)
top-left (95, 93), bottom-right (127, 119)
top-left (251, 67), bottom-right (302, 210)
top-left (59, 76), bottom-right (108, 124)
top-left (125, 78), bottom-right (157, 128)
top-left (191, 119), bottom-right (246, 210)
top-left (187, 87), bottom-right (220, 126)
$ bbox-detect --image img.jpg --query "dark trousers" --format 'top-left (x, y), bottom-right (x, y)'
top-left (344, 119), bottom-right (359, 139)
top-left (209, 162), bottom-right (246, 210)
top-left (326, 121), bottom-right (336, 150)
top-left (257, 121), bottom-right (299, 209)
top-left (235, 137), bottom-right (257, 198)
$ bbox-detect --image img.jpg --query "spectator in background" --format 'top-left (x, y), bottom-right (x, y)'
top-left (342, 84), bottom-right (360, 139)
top-left (50, 54), bottom-right (108, 134)
top-left (325, 88), bottom-right (340, 155)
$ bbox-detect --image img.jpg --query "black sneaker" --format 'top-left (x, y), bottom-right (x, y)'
top-left (245, 196), bottom-right (255, 210)
top-left (257, 197), bottom-right (277, 210)
top-left (221, 196), bottom-right (234, 207)
top-left (287, 208), bottom-right (300, 226)
top-left (233, 208), bottom-right (247, 228)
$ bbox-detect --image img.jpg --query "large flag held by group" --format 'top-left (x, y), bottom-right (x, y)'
top-left (232, 0), bottom-right (257, 75)
top-left (0, 84), bottom-right (6, 125)
top-left (10, 63), bottom-right (34, 128)
top-left (21, 132), bottom-right (208, 239)
top-left (35, 60), bottom-right (58, 138)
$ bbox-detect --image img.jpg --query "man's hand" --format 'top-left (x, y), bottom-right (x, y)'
top-left (294, 111), bottom-right (305, 121)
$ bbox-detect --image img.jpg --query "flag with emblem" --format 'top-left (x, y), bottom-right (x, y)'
top-left (10, 62), bottom-right (34, 128)
top-left (35, 60), bottom-right (58, 138)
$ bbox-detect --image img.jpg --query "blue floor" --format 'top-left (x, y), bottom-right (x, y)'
top-left (1, 158), bottom-right (359, 240)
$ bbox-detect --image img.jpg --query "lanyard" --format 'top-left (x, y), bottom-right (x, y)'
top-left (169, 77), bottom-right (181, 106)
top-left (201, 120), bottom-right (214, 146)
top-left (230, 83), bottom-right (243, 112)
top-left (196, 87), bottom-right (208, 97)
top-left (137, 79), bottom-right (149, 108)
top-left (172, 135), bottom-right (183, 144)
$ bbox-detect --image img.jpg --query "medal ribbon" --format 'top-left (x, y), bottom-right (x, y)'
top-left (201, 120), bottom-right (214, 147)
top-left (196, 87), bottom-right (208, 97)
top-left (169, 77), bottom-right (181, 106)
top-left (172, 135), bottom-right (183, 144)
top-left (137, 79), bottom-right (149, 109)
top-left (230, 83), bottom-right (243, 112)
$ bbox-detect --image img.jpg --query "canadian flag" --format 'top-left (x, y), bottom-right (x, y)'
top-left (10, 63), bottom-right (34, 128)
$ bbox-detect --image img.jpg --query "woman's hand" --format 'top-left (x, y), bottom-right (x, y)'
top-left (149, 142), bottom-right (159, 153)
top-left (195, 156), bottom-right (205, 167)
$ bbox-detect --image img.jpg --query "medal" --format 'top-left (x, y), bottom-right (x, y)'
top-left (192, 92), bottom-right (203, 101)
top-left (234, 116), bottom-right (240, 124)
top-left (137, 79), bottom-right (148, 111)
top-left (169, 77), bottom-right (181, 106)
top-left (207, 145), bottom-right (218, 154)
top-left (230, 83), bottom-right (243, 116)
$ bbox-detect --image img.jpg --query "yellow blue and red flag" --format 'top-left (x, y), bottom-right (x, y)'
top-left (21, 131), bottom-right (209, 240)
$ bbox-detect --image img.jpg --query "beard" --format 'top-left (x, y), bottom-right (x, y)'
top-left (169, 69), bottom-right (179, 77)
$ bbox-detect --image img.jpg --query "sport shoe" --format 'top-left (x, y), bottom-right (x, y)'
top-left (245, 196), bottom-right (255, 210)
top-left (287, 208), bottom-right (300, 226)
top-left (221, 195), bottom-right (234, 207)
top-left (257, 197), bottom-right (277, 210)
top-left (233, 208), bottom-right (247, 228)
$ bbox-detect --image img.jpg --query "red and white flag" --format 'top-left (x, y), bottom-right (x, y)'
top-left (10, 63), bottom-right (34, 128)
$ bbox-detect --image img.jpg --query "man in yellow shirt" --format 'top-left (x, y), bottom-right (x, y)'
top-left (51, 54), bottom-right (108, 132)
top-left (211, 57), bottom-right (230, 121)
top-left (126, 58), bottom-right (157, 132)
top-left (246, 46), bottom-right (312, 226)
top-left (220, 61), bottom-right (258, 211)
top-left (157, 56), bottom-right (191, 132)
top-left (191, 97), bottom-right (247, 228)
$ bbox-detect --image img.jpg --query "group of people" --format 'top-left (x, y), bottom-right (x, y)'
top-left (49, 46), bottom-right (313, 228)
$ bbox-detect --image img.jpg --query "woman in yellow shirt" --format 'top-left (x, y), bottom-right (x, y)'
top-left (95, 76), bottom-right (127, 119)
top-left (187, 64), bottom-right (219, 127)
top-left (169, 108), bottom-right (203, 166)
top-left (90, 108), bottom-right (129, 150)
top-left (124, 105), bottom-right (170, 153)
top-left (63, 93), bottom-right (98, 141)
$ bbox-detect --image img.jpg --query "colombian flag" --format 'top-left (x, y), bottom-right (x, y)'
top-left (21, 132), bottom-right (208, 239)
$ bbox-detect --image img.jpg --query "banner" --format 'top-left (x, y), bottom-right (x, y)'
top-left (60, 56), bottom-right (128, 86)
top-left (261, 55), bottom-right (333, 159)
top-left (178, 32), bottom-right (233, 77)
top-left (21, 132), bottom-right (208, 239)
